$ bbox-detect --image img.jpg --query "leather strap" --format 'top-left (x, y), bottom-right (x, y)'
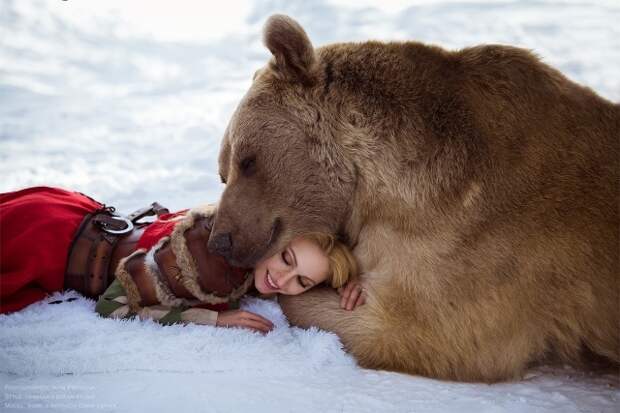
top-left (126, 202), bottom-right (169, 223)
top-left (64, 203), bottom-right (166, 298)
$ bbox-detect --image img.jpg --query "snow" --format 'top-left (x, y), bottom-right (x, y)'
top-left (0, 0), bottom-right (618, 411)
top-left (2, 293), bottom-right (618, 412)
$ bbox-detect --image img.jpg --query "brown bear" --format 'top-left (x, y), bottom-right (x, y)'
top-left (208, 14), bottom-right (619, 382)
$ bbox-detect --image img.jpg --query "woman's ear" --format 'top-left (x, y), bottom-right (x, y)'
top-left (263, 14), bottom-right (317, 86)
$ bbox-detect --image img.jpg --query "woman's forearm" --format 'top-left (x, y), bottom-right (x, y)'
top-left (95, 279), bottom-right (219, 326)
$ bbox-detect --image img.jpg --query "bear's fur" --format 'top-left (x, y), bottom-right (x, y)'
top-left (209, 15), bottom-right (619, 382)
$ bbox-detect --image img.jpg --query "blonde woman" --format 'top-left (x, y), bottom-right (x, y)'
top-left (1, 186), bottom-right (364, 333)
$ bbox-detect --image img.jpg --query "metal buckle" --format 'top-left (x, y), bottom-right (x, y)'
top-left (99, 216), bottom-right (134, 235)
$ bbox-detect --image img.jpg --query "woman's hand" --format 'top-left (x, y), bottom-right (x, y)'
top-left (216, 310), bottom-right (274, 334)
top-left (338, 280), bottom-right (366, 311)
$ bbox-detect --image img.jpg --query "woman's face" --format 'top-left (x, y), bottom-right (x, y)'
top-left (253, 237), bottom-right (329, 295)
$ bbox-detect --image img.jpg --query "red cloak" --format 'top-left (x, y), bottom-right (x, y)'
top-left (0, 187), bottom-right (103, 313)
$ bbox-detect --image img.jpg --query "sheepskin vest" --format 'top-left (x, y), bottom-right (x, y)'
top-left (114, 206), bottom-right (254, 312)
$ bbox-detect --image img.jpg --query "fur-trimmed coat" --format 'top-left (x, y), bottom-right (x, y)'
top-left (96, 206), bottom-right (255, 325)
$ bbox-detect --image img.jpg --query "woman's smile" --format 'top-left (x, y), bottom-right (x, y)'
top-left (265, 269), bottom-right (278, 290)
top-left (253, 237), bottom-right (330, 295)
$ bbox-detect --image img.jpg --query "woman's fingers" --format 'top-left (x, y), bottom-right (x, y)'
top-left (355, 291), bottom-right (366, 308)
top-left (339, 285), bottom-right (347, 307)
top-left (345, 284), bottom-right (363, 310)
top-left (340, 282), bottom-right (357, 308)
top-left (218, 310), bottom-right (274, 334)
top-left (341, 283), bottom-right (366, 311)
top-left (246, 315), bottom-right (274, 331)
top-left (239, 317), bottom-right (273, 334)
top-left (240, 311), bottom-right (274, 332)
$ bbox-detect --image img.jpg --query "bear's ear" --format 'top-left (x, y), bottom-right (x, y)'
top-left (263, 14), bottom-right (316, 85)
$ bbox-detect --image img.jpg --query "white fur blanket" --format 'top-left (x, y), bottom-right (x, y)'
top-left (1, 292), bottom-right (617, 413)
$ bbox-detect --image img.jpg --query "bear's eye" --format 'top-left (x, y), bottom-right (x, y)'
top-left (240, 156), bottom-right (257, 176)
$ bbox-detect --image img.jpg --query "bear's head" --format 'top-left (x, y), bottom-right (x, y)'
top-left (207, 15), bottom-right (357, 267)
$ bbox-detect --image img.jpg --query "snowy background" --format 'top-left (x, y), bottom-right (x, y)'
top-left (1, 0), bottom-right (619, 412)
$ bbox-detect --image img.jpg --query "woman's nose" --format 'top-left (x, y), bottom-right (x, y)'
top-left (273, 269), bottom-right (295, 289)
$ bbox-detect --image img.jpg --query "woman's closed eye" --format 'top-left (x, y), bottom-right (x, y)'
top-left (280, 249), bottom-right (308, 288)
top-left (281, 250), bottom-right (292, 266)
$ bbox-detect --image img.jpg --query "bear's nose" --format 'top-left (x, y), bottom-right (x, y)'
top-left (209, 232), bottom-right (233, 258)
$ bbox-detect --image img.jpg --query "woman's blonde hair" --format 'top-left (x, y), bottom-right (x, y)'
top-left (302, 232), bottom-right (358, 289)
